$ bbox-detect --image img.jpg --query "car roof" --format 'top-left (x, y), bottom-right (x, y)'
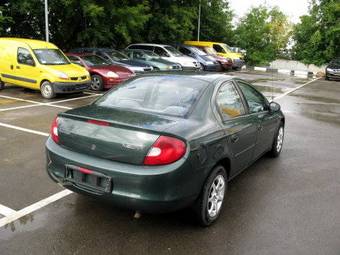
top-left (135, 72), bottom-right (234, 84)
top-left (0, 37), bottom-right (58, 49)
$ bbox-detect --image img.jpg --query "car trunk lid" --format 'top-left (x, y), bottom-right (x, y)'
top-left (57, 105), bottom-right (178, 165)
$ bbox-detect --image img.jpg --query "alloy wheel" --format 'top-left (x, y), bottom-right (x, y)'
top-left (207, 174), bottom-right (225, 218)
top-left (276, 127), bottom-right (284, 152)
top-left (91, 77), bottom-right (101, 90)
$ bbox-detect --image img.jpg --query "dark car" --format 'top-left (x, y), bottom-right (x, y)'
top-left (175, 44), bottom-right (221, 71)
top-left (67, 53), bottom-right (135, 91)
top-left (69, 48), bottom-right (153, 73)
top-left (325, 58), bottom-right (340, 81)
top-left (46, 73), bottom-right (285, 226)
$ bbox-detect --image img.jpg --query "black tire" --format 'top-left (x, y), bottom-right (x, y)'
top-left (325, 75), bottom-right (329, 80)
top-left (40, 81), bottom-right (56, 99)
top-left (91, 74), bottom-right (104, 91)
top-left (269, 124), bottom-right (284, 157)
top-left (193, 165), bottom-right (227, 227)
top-left (199, 63), bottom-right (205, 71)
top-left (0, 80), bottom-right (4, 90)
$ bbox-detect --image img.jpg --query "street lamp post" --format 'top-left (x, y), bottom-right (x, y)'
top-left (44, 0), bottom-right (49, 42)
top-left (197, 1), bottom-right (201, 41)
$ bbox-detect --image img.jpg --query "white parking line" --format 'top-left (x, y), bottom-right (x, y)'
top-left (0, 204), bottom-right (17, 217)
top-left (50, 94), bottom-right (99, 104)
top-left (0, 95), bottom-right (71, 110)
top-left (0, 190), bottom-right (73, 228)
top-left (0, 95), bottom-right (43, 105)
top-left (274, 78), bottom-right (320, 100)
top-left (0, 122), bottom-right (49, 137)
top-left (0, 94), bottom-right (100, 112)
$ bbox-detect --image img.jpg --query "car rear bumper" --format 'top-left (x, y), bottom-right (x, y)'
top-left (45, 138), bottom-right (200, 213)
top-left (52, 81), bottom-right (90, 93)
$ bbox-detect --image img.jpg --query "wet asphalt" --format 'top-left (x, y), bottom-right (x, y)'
top-left (0, 71), bottom-right (339, 255)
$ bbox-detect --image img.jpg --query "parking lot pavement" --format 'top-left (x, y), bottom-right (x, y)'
top-left (229, 70), bottom-right (311, 99)
top-left (0, 72), bottom-right (339, 255)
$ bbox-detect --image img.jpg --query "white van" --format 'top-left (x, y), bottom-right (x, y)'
top-left (126, 43), bottom-right (200, 70)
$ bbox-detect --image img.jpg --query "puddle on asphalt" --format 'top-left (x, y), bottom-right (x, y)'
top-left (292, 94), bottom-right (340, 104)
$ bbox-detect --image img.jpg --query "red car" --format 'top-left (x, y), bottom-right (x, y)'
top-left (67, 53), bottom-right (135, 91)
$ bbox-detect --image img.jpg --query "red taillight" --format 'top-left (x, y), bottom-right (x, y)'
top-left (51, 116), bottom-right (59, 144)
top-left (143, 136), bottom-right (186, 165)
top-left (87, 119), bottom-right (110, 126)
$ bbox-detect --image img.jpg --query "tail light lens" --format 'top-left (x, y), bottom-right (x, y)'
top-left (50, 116), bottom-right (59, 143)
top-left (144, 136), bottom-right (186, 165)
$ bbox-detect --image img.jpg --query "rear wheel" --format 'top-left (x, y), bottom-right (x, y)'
top-left (40, 81), bottom-right (56, 99)
top-left (91, 75), bottom-right (104, 91)
top-left (0, 80), bottom-right (4, 90)
top-left (193, 165), bottom-right (227, 226)
top-left (269, 124), bottom-right (284, 157)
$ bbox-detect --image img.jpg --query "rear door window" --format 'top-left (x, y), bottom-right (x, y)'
top-left (216, 82), bottom-right (245, 120)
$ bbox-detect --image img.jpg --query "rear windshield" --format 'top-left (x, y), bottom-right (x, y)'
top-left (95, 76), bottom-right (208, 117)
top-left (34, 49), bottom-right (70, 65)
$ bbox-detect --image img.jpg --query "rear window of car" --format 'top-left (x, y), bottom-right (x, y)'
top-left (95, 76), bottom-right (208, 117)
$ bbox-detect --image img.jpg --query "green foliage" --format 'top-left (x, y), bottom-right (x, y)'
top-left (0, 0), bottom-right (337, 66)
top-left (198, 0), bottom-right (234, 43)
top-left (233, 6), bottom-right (291, 65)
top-left (292, 0), bottom-right (340, 65)
top-left (0, 0), bottom-right (234, 49)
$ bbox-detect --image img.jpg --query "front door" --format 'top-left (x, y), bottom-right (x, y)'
top-left (14, 47), bottom-right (40, 89)
top-left (236, 81), bottom-right (279, 159)
top-left (216, 81), bottom-right (258, 176)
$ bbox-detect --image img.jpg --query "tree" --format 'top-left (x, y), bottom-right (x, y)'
top-left (292, 0), bottom-right (340, 65)
top-left (233, 6), bottom-right (291, 65)
top-left (0, 4), bottom-right (12, 35)
top-left (197, 0), bottom-right (234, 43)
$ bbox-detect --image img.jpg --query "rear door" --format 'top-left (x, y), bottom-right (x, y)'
top-left (215, 81), bottom-right (258, 176)
top-left (14, 47), bottom-right (41, 89)
top-left (236, 81), bottom-right (279, 159)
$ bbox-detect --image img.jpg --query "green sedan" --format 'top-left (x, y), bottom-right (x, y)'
top-left (124, 49), bottom-right (182, 71)
top-left (46, 73), bottom-right (285, 226)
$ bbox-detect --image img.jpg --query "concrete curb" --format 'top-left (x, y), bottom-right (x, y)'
top-left (248, 66), bottom-right (315, 78)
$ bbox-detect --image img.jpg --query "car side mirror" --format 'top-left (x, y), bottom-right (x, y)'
top-left (269, 102), bottom-right (280, 112)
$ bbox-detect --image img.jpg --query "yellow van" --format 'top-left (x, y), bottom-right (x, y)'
top-left (0, 38), bottom-right (90, 98)
top-left (184, 41), bottom-right (245, 69)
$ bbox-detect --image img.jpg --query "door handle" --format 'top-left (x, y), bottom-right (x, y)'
top-left (16, 66), bottom-right (20, 69)
top-left (230, 134), bottom-right (239, 143)
top-left (10, 65), bottom-right (13, 70)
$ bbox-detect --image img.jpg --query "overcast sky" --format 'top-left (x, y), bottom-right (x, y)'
top-left (228, 0), bottom-right (310, 24)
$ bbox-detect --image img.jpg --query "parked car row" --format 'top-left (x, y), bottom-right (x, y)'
top-left (0, 37), bottom-right (246, 98)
